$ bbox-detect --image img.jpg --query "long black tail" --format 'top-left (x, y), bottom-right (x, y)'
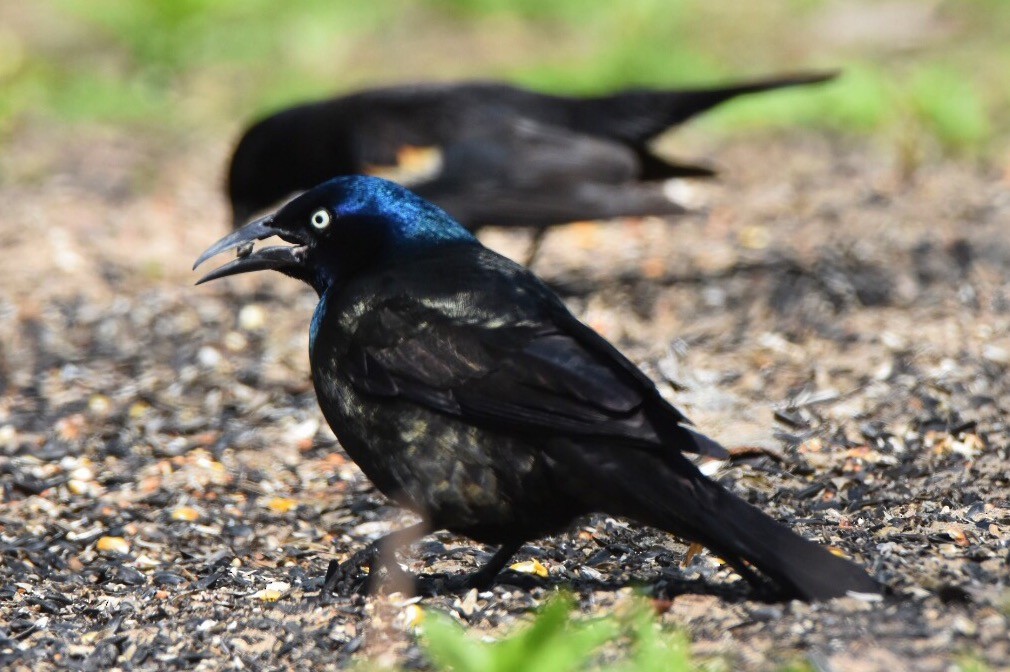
top-left (558, 434), bottom-right (879, 601)
top-left (566, 71), bottom-right (838, 147)
top-left (675, 474), bottom-right (880, 600)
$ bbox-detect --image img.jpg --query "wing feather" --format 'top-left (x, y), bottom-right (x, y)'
top-left (339, 294), bottom-right (724, 457)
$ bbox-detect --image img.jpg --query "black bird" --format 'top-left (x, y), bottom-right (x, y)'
top-left (195, 176), bottom-right (878, 601)
top-left (226, 73), bottom-right (836, 241)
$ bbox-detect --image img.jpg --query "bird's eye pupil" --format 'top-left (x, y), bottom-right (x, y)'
top-left (311, 209), bottom-right (331, 229)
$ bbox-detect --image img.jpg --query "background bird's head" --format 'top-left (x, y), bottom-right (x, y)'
top-left (197, 175), bottom-right (476, 295)
top-left (226, 104), bottom-right (358, 228)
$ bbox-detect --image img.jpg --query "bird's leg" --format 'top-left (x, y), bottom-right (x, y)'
top-left (321, 522), bottom-right (429, 596)
top-left (451, 540), bottom-right (523, 591)
top-left (523, 228), bottom-right (549, 268)
top-left (711, 552), bottom-right (783, 601)
top-left (368, 522), bottom-right (431, 594)
top-left (722, 556), bottom-right (765, 589)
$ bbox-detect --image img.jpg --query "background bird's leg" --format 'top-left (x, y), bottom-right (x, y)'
top-left (523, 228), bottom-right (549, 268)
top-left (321, 521), bottom-right (429, 596)
top-left (453, 540), bottom-right (523, 590)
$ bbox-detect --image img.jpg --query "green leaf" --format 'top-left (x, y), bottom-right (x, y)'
top-left (616, 604), bottom-right (693, 672)
top-left (516, 617), bottom-right (620, 672)
top-left (420, 611), bottom-right (493, 672)
top-left (488, 594), bottom-right (619, 672)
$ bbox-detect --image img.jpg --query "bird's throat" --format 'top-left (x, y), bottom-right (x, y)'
top-left (309, 290), bottom-right (330, 354)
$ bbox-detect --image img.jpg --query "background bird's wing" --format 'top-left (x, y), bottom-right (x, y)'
top-left (341, 294), bottom-right (723, 457)
top-left (356, 108), bottom-right (642, 189)
top-left (414, 113), bottom-right (689, 226)
top-left (472, 115), bottom-right (641, 187)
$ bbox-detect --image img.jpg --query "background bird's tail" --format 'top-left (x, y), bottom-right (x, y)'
top-left (565, 71), bottom-right (838, 178)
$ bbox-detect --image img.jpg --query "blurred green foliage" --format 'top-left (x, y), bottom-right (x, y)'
top-left (955, 654), bottom-right (993, 672)
top-left (418, 594), bottom-right (704, 672)
top-left (1, 0), bottom-right (1009, 153)
top-left (354, 593), bottom-right (994, 672)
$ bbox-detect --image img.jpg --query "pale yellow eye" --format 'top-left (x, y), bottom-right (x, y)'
top-left (310, 208), bottom-right (331, 230)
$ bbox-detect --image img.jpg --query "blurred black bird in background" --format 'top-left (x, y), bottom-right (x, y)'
top-left (226, 72), bottom-right (837, 256)
top-left (195, 175), bottom-right (878, 601)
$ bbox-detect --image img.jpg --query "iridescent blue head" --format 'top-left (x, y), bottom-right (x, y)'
top-left (194, 175), bottom-right (477, 295)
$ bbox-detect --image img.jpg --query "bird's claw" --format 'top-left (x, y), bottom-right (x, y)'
top-left (319, 555), bottom-right (371, 598)
top-left (319, 545), bottom-right (419, 598)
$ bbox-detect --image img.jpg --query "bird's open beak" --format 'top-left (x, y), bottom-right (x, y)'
top-left (193, 215), bottom-right (307, 284)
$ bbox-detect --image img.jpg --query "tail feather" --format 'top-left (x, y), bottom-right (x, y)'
top-left (569, 71), bottom-right (839, 145)
top-left (581, 438), bottom-right (880, 601)
top-left (550, 423), bottom-right (878, 601)
top-left (683, 479), bottom-right (880, 600)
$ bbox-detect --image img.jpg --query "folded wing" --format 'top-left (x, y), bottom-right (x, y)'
top-left (341, 295), bottom-right (725, 458)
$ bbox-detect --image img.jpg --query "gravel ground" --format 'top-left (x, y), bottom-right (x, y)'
top-left (1, 123), bottom-right (1009, 671)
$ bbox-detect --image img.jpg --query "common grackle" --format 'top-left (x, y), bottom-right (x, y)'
top-left (195, 175), bottom-right (878, 601)
top-left (226, 74), bottom-right (837, 246)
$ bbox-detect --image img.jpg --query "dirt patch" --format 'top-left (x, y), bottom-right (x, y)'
top-left (1, 123), bottom-right (1009, 670)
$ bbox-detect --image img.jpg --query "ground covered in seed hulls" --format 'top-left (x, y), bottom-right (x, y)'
top-left (0, 124), bottom-right (1008, 671)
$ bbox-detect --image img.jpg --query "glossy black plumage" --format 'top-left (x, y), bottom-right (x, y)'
top-left (195, 176), bottom-right (879, 601)
top-left (226, 73), bottom-right (836, 230)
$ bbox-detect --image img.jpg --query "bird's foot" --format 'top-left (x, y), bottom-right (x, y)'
top-left (442, 568), bottom-right (496, 594)
top-left (319, 523), bottom-right (430, 599)
top-left (319, 546), bottom-right (419, 598)
top-left (319, 549), bottom-right (372, 598)
top-left (373, 558), bottom-right (419, 595)
top-left (436, 552), bottom-right (526, 594)
top-left (409, 570), bottom-right (494, 597)
top-left (425, 541), bottom-right (526, 594)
